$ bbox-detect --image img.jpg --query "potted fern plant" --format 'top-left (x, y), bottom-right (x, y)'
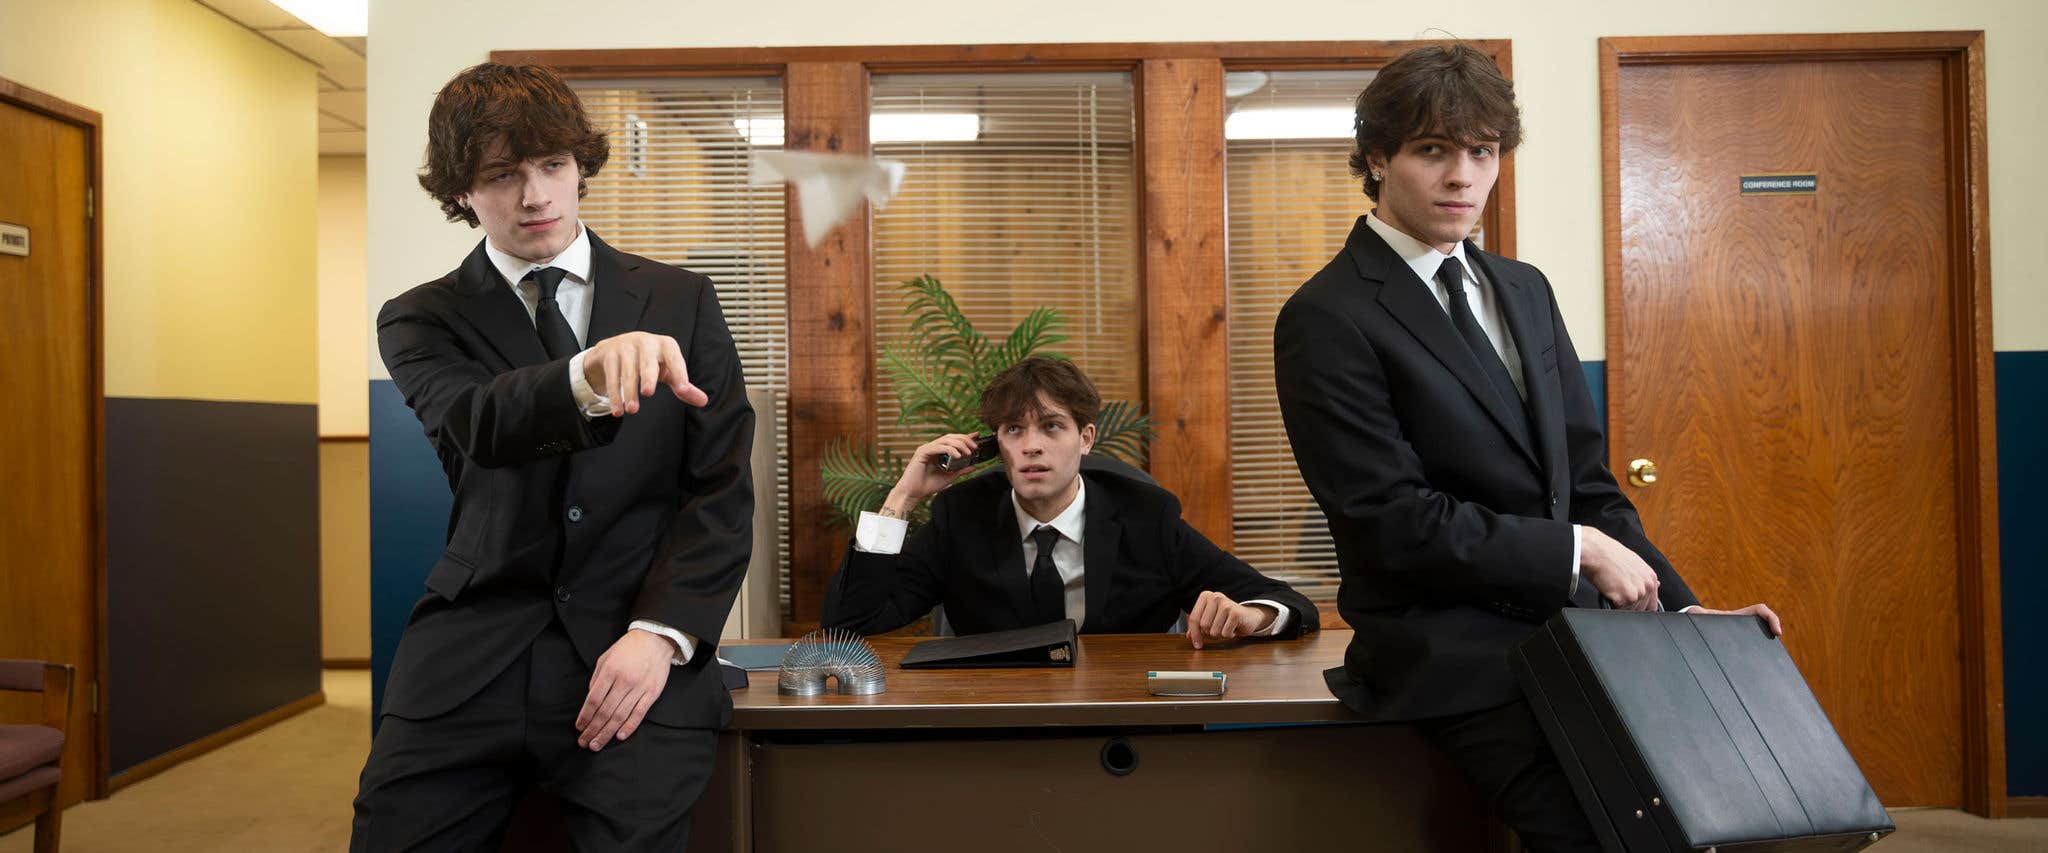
top-left (820, 274), bottom-right (1154, 530)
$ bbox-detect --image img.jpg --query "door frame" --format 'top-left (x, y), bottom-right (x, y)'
top-left (1599, 32), bottom-right (2002, 817)
top-left (0, 76), bottom-right (107, 801)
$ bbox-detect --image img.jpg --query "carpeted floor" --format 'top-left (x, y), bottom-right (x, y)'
top-left (4, 669), bottom-right (2043, 851)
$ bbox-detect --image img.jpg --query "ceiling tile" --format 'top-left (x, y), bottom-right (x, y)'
top-left (320, 130), bottom-right (367, 156)
top-left (197, 0), bottom-right (306, 30)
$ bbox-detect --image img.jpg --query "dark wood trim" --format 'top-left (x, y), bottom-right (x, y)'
top-left (1, 75), bottom-right (108, 805)
top-left (106, 690), bottom-right (325, 794)
top-left (1599, 31), bottom-right (2002, 818)
top-left (321, 658), bottom-right (372, 670)
top-left (2008, 797), bottom-right (2048, 819)
top-left (494, 40), bottom-right (1508, 76)
top-left (1138, 57), bottom-right (1232, 546)
top-left (319, 434), bottom-right (370, 443)
top-left (781, 62), bottom-right (872, 625)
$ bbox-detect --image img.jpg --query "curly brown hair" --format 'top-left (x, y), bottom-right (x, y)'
top-left (418, 63), bottom-right (609, 226)
top-left (979, 356), bottom-right (1102, 432)
top-left (1350, 43), bottom-right (1522, 201)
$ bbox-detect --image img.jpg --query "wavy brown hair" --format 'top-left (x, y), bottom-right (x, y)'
top-left (1350, 43), bottom-right (1522, 201)
top-left (980, 356), bottom-right (1103, 432)
top-left (418, 63), bottom-right (609, 226)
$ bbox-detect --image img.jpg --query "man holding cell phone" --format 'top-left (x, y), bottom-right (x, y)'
top-left (821, 356), bottom-right (1318, 647)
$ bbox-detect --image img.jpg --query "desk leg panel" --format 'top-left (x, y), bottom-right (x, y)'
top-left (745, 725), bottom-right (1503, 851)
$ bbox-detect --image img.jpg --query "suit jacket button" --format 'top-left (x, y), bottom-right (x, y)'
top-left (555, 586), bottom-right (572, 603)
top-left (566, 505), bottom-right (584, 523)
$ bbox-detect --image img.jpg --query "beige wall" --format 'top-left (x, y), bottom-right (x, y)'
top-left (368, 0), bottom-right (2045, 367)
top-left (320, 156), bottom-right (369, 435)
top-left (319, 440), bottom-right (370, 660)
top-left (0, 0), bottom-right (318, 403)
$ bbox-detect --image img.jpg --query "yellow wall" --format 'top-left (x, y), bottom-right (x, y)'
top-left (0, 0), bottom-right (318, 403)
top-left (319, 440), bottom-right (369, 660)
top-left (320, 156), bottom-right (368, 434)
top-left (367, 0), bottom-right (2046, 363)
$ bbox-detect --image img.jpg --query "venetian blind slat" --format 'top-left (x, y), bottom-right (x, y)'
top-left (571, 79), bottom-right (795, 615)
top-left (870, 73), bottom-right (1141, 463)
top-left (1224, 70), bottom-right (1378, 601)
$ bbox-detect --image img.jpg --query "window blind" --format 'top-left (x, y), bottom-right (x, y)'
top-left (869, 72), bottom-right (1141, 459)
top-left (571, 78), bottom-right (793, 613)
top-left (1224, 70), bottom-right (1378, 601)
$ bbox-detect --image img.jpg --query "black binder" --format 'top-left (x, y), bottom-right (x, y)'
top-left (900, 620), bottom-right (1078, 669)
top-left (1511, 610), bottom-right (1893, 852)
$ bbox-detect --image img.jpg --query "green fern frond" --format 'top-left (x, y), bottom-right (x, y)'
top-left (1087, 400), bottom-right (1155, 466)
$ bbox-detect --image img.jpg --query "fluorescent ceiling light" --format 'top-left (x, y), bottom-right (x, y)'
top-left (269, 1), bottom-right (367, 38)
top-left (732, 113), bottom-right (981, 146)
top-left (1224, 107), bottom-right (1353, 140)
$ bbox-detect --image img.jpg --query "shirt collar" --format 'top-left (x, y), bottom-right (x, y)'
top-left (1013, 475), bottom-right (1087, 546)
top-left (1366, 210), bottom-right (1472, 289)
top-left (484, 221), bottom-right (593, 291)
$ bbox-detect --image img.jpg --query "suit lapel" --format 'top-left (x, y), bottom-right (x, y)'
top-left (451, 240), bottom-right (551, 368)
top-left (584, 230), bottom-right (650, 345)
top-left (1468, 246), bottom-right (1565, 486)
top-left (985, 480), bottom-right (1036, 624)
top-left (1080, 475), bottom-right (1120, 631)
top-left (1348, 219), bottom-right (1538, 466)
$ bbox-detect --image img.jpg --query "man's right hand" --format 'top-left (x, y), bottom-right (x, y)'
top-left (583, 331), bottom-right (708, 416)
top-left (882, 433), bottom-right (981, 516)
top-left (1581, 527), bottom-right (1661, 611)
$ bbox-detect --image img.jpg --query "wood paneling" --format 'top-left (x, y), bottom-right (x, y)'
top-left (782, 62), bottom-right (871, 624)
top-left (1140, 58), bottom-right (1232, 546)
top-left (1602, 32), bottom-right (1999, 812)
top-left (0, 80), bottom-right (103, 807)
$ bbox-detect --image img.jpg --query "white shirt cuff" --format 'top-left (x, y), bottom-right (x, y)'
top-left (1245, 600), bottom-right (1291, 637)
top-left (854, 511), bottom-right (908, 554)
top-left (1569, 524), bottom-right (1582, 598)
top-left (628, 620), bottom-right (697, 666)
top-left (568, 349), bottom-right (614, 418)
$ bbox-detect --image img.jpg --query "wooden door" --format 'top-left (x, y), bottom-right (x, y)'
top-left (1604, 34), bottom-right (2000, 811)
top-left (0, 79), bottom-right (103, 810)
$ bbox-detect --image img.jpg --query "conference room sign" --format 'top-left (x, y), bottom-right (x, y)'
top-left (1740, 172), bottom-right (1819, 196)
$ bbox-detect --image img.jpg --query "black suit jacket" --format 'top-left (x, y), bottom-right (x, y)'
top-left (376, 231), bottom-right (754, 728)
top-left (1274, 216), bottom-right (1696, 722)
top-left (821, 457), bottom-right (1319, 637)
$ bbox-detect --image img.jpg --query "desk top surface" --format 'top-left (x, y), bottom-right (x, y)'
top-left (720, 629), bottom-right (1364, 730)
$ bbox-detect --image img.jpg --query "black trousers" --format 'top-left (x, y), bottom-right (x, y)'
top-left (351, 622), bottom-right (716, 852)
top-left (1415, 698), bottom-right (1601, 853)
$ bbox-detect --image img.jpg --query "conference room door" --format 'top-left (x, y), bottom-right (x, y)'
top-left (0, 78), bottom-right (105, 810)
top-left (1601, 34), bottom-right (2000, 811)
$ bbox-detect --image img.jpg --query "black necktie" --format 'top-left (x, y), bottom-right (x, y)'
top-left (1436, 256), bottom-right (1530, 440)
top-left (1028, 525), bottom-right (1067, 625)
top-left (524, 266), bottom-right (582, 361)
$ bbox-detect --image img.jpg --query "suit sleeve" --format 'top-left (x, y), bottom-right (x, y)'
top-left (377, 293), bottom-right (621, 468)
top-left (628, 279), bottom-right (757, 649)
top-left (1273, 293), bottom-right (1575, 613)
top-left (1163, 498), bottom-right (1319, 637)
top-left (820, 502), bottom-right (950, 635)
top-left (1543, 279), bottom-right (1699, 610)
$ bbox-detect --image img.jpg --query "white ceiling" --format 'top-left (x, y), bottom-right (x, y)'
top-left (194, 0), bottom-right (367, 155)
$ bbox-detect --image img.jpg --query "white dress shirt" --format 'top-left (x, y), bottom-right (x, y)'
top-left (854, 478), bottom-right (1292, 634)
top-left (483, 224), bottom-right (699, 664)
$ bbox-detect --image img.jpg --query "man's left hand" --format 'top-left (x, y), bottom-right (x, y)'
top-left (1186, 591), bottom-right (1277, 649)
top-left (575, 629), bottom-right (676, 751)
top-left (1690, 602), bottom-right (1784, 638)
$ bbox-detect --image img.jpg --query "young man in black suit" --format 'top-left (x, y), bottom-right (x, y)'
top-left (1273, 44), bottom-right (1780, 852)
top-left (351, 63), bottom-right (755, 851)
top-left (823, 356), bottom-right (1317, 646)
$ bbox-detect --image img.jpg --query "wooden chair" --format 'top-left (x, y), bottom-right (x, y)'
top-left (0, 660), bottom-right (73, 853)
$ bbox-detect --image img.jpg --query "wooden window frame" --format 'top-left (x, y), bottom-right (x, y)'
top-left (493, 40), bottom-right (1517, 627)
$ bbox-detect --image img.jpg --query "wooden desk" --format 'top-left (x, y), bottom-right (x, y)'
top-left (687, 630), bottom-right (1510, 852)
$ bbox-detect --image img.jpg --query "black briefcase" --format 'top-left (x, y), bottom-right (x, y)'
top-left (1510, 610), bottom-right (1893, 852)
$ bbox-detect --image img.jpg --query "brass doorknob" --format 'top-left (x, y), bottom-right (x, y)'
top-left (1628, 458), bottom-right (1658, 488)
